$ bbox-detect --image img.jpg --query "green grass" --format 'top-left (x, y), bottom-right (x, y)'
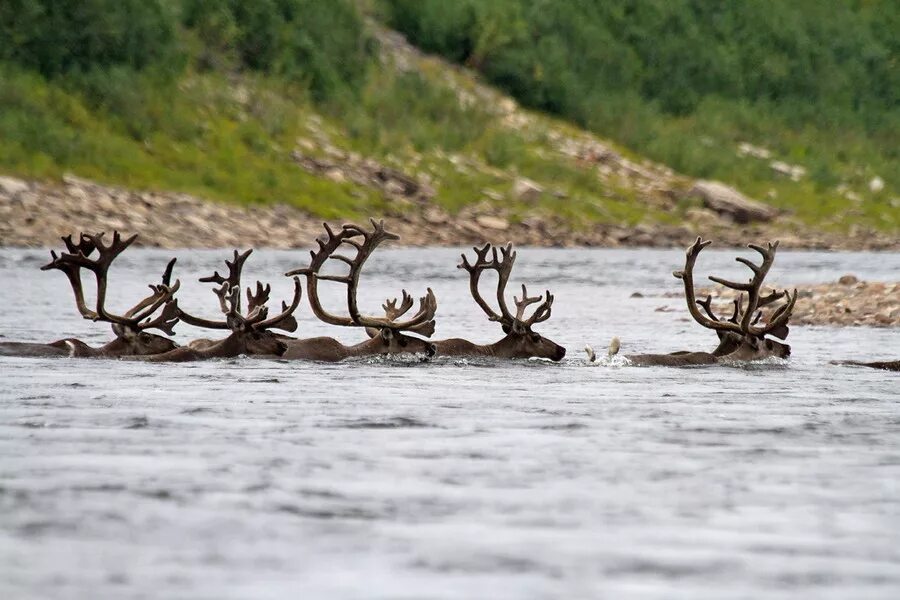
top-left (0, 60), bottom-right (658, 227)
top-left (0, 43), bottom-right (897, 233)
top-left (0, 65), bottom-right (384, 218)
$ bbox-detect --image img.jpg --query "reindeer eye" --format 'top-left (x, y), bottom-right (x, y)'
top-left (530, 333), bottom-right (541, 343)
top-left (399, 338), bottom-right (408, 347)
top-left (140, 333), bottom-right (151, 343)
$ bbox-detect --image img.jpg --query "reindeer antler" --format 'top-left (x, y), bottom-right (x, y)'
top-left (178, 249), bottom-right (301, 333)
top-left (458, 242), bottom-right (553, 333)
top-left (41, 231), bottom-right (180, 335)
top-left (674, 237), bottom-right (797, 339)
top-left (383, 291), bottom-right (415, 321)
top-left (287, 219), bottom-right (437, 337)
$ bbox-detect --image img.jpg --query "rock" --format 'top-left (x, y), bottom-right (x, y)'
top-left (875, 311), bottom-right (893, 325)
top-left (770, 161), bottom-right (806, 181)
top-left (422, 207), bottom-right (448, 225)
top-left (737, 142), bottom-right (772, 160)
top-left (383, 180), bottom-right (406, 196)
top-left (685, 207), bottom-right (722, 228)
top-left (688, 180), bottom-right (777, 224)
top-left (512, 178), bottom-right (543, 202)
top-left (482, 189), bottom-right (504, 202)
top-left (324, 168), bottom-right (346, 183)
top-left (0, 176), bottom-right (29, 197)
top-left (62, 173), bottom-right (95, 188)
top-left (497, 98), bottom-right (517, 115)
top-left (475, 215), bottom-right (509, 231)
top-left (838, 274), bottom-right (859, 285)
top-left (630, 292), bottom-right (644, 298)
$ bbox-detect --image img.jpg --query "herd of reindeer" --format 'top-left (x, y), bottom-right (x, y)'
top-left (0, 219), bottom-right (897, 371)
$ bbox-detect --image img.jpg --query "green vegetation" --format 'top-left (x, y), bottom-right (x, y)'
top-left (0, 0), bottom-right (896, 231)
top-left (379, 0), bottom-right (899, 229)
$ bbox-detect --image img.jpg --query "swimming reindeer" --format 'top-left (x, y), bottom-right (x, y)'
top-left (430, 242), bottom-right (566, 361)
top-left (280, 219), bottom-right (437, 361)
top-left (136, 249), bottom-right (301, 362)
top-left (834, 359), bottom-right (900, 372)
top-left (0, 231), bottom-right (181, 358)
top-left (588, 237), bottom-right (797, 366)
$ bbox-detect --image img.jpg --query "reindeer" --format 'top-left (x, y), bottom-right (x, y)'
top-left (834, 359), bottom-right (900, 371)
top-left (587, 237), bottom-right (797, 366)
top-left (431, 243), bottom-right (566, 361)
top-left (0, 232), bottom-right (181, 358)
top-left (135, 249), bottom-right (301, 362)
top-left (280, 220), bottom-right (437, 361)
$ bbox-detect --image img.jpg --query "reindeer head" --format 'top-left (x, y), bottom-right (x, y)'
top-left (458, 243), bottom-right (565, 361)
top-left (41, 231), bottom-right (181, 355)
top-left (286, 219), bottom-right (437, 358)
top-left (176, 249), bottom-right (301, 357)
top-left (675, 237), bottom-right (797, 361)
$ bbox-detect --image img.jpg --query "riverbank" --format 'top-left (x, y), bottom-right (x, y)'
top-left (2, 174), bottom-right (897, 250)
top-left (661, 277), bottom-right (900, 327)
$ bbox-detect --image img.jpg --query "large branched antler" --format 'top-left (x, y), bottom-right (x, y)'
top-left (286, 219), bottom-right (437, 337)
top-left (41, 231), bottom-right (181, 335)
top-left (458, 242), bottom-right (553, 334)
top-left (178, 248), bottom-right (301, 333)
top-left (674, 237), bottom-right (797, 339)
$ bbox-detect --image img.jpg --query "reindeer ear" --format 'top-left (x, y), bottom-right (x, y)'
top-left (769, 325), bottom-right (790, 340)
top-left (379, 328), bottom-right (393, 343)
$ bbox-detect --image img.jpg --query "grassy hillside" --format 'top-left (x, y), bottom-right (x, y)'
top-left (377, 0), bottom-right (900, 230)
top-left (0, 0), bottom-right (897, 232)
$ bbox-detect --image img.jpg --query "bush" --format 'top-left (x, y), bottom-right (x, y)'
top-left (0, 0), bottom-right (177, 76)
top-left (379, 0), bottom-right (898, 122)
top-left (181, 0), bottom-right (374, 101)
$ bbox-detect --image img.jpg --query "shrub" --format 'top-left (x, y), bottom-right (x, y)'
top-left (0, 0), bottom-right (177, 76)
top-left (181, 0), bottom-right (374, 101)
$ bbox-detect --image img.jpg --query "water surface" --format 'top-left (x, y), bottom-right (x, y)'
top-left (1, 246), bottom-right (898, 599)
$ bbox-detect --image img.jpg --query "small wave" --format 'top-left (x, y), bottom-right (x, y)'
top-left (586, 354), bottom-right (633, 367)
top-left (538, 422), bottom-right (588, 430)
top-left (335, 416), bottom-right (433, 429)
top-left (273, 503), bottom-right (379, 520)
top-left (124, 415), bottom-right (150, 429)
top-left (720, 356), bottom-right (791, 369)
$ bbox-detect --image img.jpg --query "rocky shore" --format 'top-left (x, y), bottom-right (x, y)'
top-left (661, 276), bottom-right (899, 327)
top-left (1, 174), bottom-right (898, 251)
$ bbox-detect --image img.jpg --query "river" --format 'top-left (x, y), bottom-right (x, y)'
top-left (1, 246), bottom-right (898, 599)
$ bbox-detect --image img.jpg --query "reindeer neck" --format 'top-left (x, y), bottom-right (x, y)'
top-left (432, 337), bottom-right (499, 358)
top-left (347, 337), bottom-right (392, 358)
top-left (96, 336), bottom-right (135, 357)
top-left (197, 333), bottom-right (245, 358)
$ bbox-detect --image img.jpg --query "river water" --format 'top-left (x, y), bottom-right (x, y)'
top-left (1, 246), bottom-right (898, 599)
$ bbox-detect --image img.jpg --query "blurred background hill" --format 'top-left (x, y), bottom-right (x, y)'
top-left (0, 0), bottom-right (897, 246)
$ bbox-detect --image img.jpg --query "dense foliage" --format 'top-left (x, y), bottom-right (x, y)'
top-left (0, 0), bottom-right (372, 100)
top-left (0, 0), bottom-right (177, 75)
top-left (181, 0), bottom-right (372, 100)
top-left (380, 0), bottom-right (899, 197)
top-left (380, 0), bottom-right (897, 120)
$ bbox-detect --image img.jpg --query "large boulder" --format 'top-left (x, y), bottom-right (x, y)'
top-left (688, 180), bottom-right (777, 224)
